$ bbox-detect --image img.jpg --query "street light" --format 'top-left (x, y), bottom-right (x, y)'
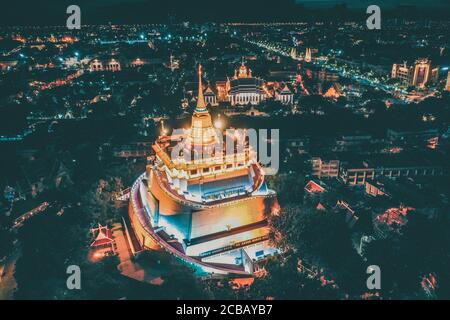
top-left (214, 114), bottom-right (223, 129)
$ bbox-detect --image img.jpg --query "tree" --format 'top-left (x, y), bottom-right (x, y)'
top-left (364, 211), bottom-right (450, 299)
top-left (14, 209), bottom-right (87, 299)
top-left (159, 265), bottom-right (207, 299)
top-left (265, 173), bottom-right (306, 206)
top-left (248, 255), bottom-right (339, 300)
top-left (269, 203), bottom-right (365, 295)
top-left (0, 226), bottom-right (14, 259)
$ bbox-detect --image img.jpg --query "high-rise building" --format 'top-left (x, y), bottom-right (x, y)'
top-left (128, 66), bottom-right (279, 275)
top-left (392, 59), bottom-right (439, 88)
top-left (391, 62), bottom-right (413, 87)
top-left (412, 58), bottom-right (433, 88)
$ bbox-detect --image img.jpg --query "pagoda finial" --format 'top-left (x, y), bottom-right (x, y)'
top-left (196, 64), bottom-right (207, 112)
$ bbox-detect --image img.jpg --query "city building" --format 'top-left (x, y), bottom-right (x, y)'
top-left (339, 154), bottom-right (445, 186)
top-left (365, 176), bottom-right (448, 215)
top-left (90, 224), bottom-right (114, 249)
top-left (311, 157), bottom-right (340, 179)
top-left (274, 84), bottom-right (294, 105)
top-left (391, 58), bottom-right (439, 88)
top-left (322, 83), bottom-right (344, 99)
top-left (391, 62), bottom-right (413, 87)
top-left (128, 66), bottom-right (279, 275)
top-left (88, 56), bottom-right (150, 72)
top-left (89, 57), bottom-right (122, 71)
top-left (304, 180), bottom-right (327, 194)
top-left (223, 105), bottom-right (269, 117)
top-left (387, 127), bottom-right (439, 142)
top-left (412, 58), bottom-right (439, 88)
top-left (228, 62), bottom-right (267, 106)
top-left (0, 58), bottom-right (18, 71)
top-left (186, 61), bottom-right (294, 108)
top-left (203, 83), bottom-right (218, 106)
top-left (111, 142), bottom-right (154, 158)
top-left (314, 69), bottom-right (339, 82)
top-left (284, 138), bottom-right (310, 155)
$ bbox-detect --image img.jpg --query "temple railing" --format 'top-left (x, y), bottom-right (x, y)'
top-left (153, 168), bottom-right (276, 210)
top-left (199, 235), bottom-right (270, 258)
top-left (129, 174), bottom-right (249, 275)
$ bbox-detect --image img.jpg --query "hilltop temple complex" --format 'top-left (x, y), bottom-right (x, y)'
top-left (128, 66), bottom-right (279, 275)
top-left (191, 60), bottom-right (294, 108)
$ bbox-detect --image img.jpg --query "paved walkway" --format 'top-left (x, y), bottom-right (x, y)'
top-left (112, 223), bottom-right (163, 285)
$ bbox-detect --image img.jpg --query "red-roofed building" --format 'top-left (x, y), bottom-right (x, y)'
top-left (304, 180), bottom-right (327, 194)
top-left (90, 224), bottom-right (114, 248)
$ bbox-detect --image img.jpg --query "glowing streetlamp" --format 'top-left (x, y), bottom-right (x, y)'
top-left (214, 114), bottom-right (223, 129)
top-left (161, 120), bottom-right (167, 136)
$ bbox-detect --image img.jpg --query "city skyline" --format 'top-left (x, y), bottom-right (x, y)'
top-left (1, 0), bottom-right (450, 303)
top-left (1, 0), bottom-right (450, 26)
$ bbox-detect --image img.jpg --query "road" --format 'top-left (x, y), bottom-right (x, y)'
top-left (112, 223), bottom-right (163, 285)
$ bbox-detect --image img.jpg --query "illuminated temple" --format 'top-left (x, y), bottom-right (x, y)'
top-left (228, 61), bottom-right (266, 106)
top-left (128, 66), bottom-right (279, 275)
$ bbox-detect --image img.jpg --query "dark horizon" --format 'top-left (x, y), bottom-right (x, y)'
top-left (1, 0), bottom-right (449, 26)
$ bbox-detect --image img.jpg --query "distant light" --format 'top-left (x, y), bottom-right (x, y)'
top-left (214, 114), bottom-right (223, 129)
top-left (19, 53), bottom-right (25, 58)
top-left (214, 119), bottom-right (223, 129)
top-left (74, 51), bottom-right (79, 57)
top-left (140, 34), bottom-right (145, 39)
top-left (58, 57), bottom-right (64, 62)
top-left (442, 67), bottom-right (449, 71)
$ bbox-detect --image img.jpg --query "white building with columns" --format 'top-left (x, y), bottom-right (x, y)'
top-left (228, 62), bottom-right (266, 106)
top-left (275, 84), bottom-right (294, 105)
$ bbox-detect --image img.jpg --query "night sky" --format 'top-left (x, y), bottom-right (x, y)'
top-left (0, 0), bottom-right (449, 25)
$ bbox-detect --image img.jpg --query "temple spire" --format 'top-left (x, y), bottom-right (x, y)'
top-left (196, 64), bottom-right (207, 112)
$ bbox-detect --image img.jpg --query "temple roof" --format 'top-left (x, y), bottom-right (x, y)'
top-left (195, 65), bottom-right (207, 113)
top-left (229, 77), bottom-right (265, 94)
top-left (234, 60), bottom-right (253, 79)
top-left (204, 83), bottom-right (216, 96)
top-left (90, 224), bottom-right (114, 247)
top-left (279, 84), bottom-right (293, 94)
